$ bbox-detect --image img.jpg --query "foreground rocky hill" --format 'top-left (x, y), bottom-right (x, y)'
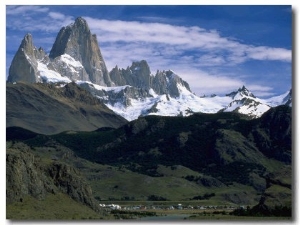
top-left (6, 142), bottom-right (106, 219)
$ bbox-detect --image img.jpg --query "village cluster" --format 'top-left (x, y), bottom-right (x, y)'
top-left (99, 203), bottom-right (241, 211)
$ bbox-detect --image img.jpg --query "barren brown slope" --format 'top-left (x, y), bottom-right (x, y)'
top-left (6, 82), bottom-right (127, 134)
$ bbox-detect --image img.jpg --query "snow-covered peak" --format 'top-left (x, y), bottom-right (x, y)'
top-left (226, 85), bottom-right (255, 100)
top-left (265, 89), bottom-right (292, 107)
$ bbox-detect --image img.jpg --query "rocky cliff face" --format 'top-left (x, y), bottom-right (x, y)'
top-left (109, 61), bottom-right (191, 98)
top-left (7, 34), bottom-right (42, 83)
top-left (49, 17), bottom-right (111, 86)
top-left (8, 17), bottom-right (111, 86)
top-left (110, 60), bottom-right (151, 89)
top-left (6, 143), bottom-right (49, 203)
top-left (151, 70), bottom-right (191, 97)
top-left (6, 142), bottom-right (100, 212)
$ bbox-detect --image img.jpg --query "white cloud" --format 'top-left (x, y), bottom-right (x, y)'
top-left (197, 54), bottom-right (227, 66)
top-left (85, 17), bottom-right (291, 65)
top-left (48, 12), bottom-right (66, 21)
top-left (246, 46), bottom-right (291, 61)
top-left (6, 6), bottom-right (49, 15)
top-left (7, 6), bottom-right (73, 32)
top-left (170, 67), bottom-right (244, 96)
top-left (246, 85), bottom-right (275, 97)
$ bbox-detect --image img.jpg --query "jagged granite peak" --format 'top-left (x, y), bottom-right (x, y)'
top-left (20, 33), bottom-right (35, 56)
top-left (238, 85), bottom-right (255, 98)
top-left (49, 17), bottom-right (90, 59)
top-left (110, 60), bottom-right (151, 89)
top-left (165, 70), bottom-right (191, 97)
top-left (221, 86), bottom-right (271, 118)
top-left (109, 61), bottom-right (191, 98)
top-left (226, 85), bottom-right (255, 99)
top-left (150, 70), bottom-right (168, 95)
top-left (109, 65), bottom-right (126, 86)
top-left (150, 70), bottom-right (191, 98)
top-left (49, 17), bottom-right (111, 86)
top-left (7, 33), bottom-right (41, 83)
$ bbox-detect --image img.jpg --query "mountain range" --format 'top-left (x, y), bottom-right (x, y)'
top-left (6, 17), bottom-right (292, 219)
top-left (7, 17), bottom-right (292, 122)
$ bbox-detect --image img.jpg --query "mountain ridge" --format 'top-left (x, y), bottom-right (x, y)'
top-left (7, 17), bottom-right (292, 121)
top-left (6, 82), bottom-right (127, 134)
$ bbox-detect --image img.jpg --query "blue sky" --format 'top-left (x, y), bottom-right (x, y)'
top-left (6, 5), bottom-right (292, 97)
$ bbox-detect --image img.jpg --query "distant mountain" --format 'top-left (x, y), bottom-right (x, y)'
top-left (7, 17), bottom-right (292, 121)
top-left (80, 80), bottom-right (290, 120)
top-left (265, 89), bottom-right (292, 107)
top-left (6, 82), bottom-right (127, 134)
top-left (220, 85), bottom-right (272, 118)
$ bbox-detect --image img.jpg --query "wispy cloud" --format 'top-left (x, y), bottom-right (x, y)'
top-left (48, 12), bottom-right (67, 21)
top-left (172, 68), bottom-right (245, 96)
top-left (85, 17), bottom-right (291, 63)
top-left (246, 46), bottom-right (291, 61)
top-left (246, 85), bottom-right (276, 97)
top-left (84, 17), bottom-right (290, 96)
top-left (137, 16), bottom-right (184, 24)
top-left (7, 7), bottom-right (73, 32)
top-left (6, 5), bottom-right (49, 15)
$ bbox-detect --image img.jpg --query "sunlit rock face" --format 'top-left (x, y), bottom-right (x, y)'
top-left (49, 17), bottom-right (111, 86)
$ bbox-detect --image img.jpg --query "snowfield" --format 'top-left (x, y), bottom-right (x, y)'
top-left (34, 61), bottom-right (291, 121)
top-left (37, 62), bottom-right (72, 83)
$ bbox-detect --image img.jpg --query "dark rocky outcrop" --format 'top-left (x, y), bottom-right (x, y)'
top-left (6, 143), bottom-right (49, 203)
top-left (262, 165), bottom-right (292, 207)
top-left (47, 162), bottom-right (100, 211)
top-left (6, 142), bottom-right (100, 212)
top-left (214, 129), bottom-right (266, 165)
top-left (252, 105), bottom-right (291, 162)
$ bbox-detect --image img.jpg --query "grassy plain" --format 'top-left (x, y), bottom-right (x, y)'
top-left (6, 193), bottom-right (110, 220)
